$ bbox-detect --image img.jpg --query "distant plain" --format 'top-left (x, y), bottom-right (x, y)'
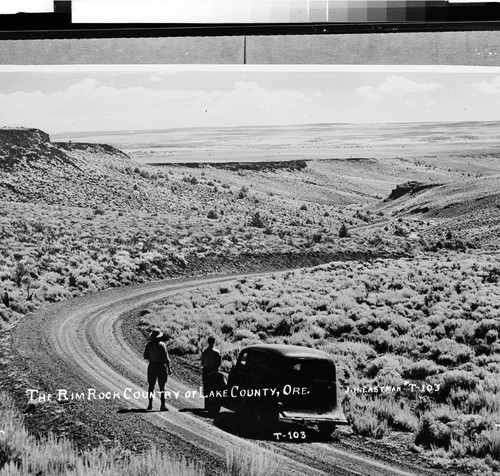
top-left (53, 121), bottom-right (500, 165)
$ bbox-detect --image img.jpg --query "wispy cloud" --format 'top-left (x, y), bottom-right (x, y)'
top-left (378, 76), bottom-right (442, 94)
top-left (356, 76), bottom-right (442, 101)
top-left (355, 85), bottom-right (378, 101)
top-left (471, 75), bottom-right (500, 95)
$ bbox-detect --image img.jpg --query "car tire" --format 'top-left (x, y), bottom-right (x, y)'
top-left (255, 408), bottom-right (277, 426)
top-left (248, 401), bottom-right (278, 429)
top-left (206, 398), bottom-right (221, 418)
top-left (317, 422), bottom-right (336, 437)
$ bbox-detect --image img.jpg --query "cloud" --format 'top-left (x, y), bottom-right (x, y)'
top-left (0, 77), bottom-right (323, 132)
top-left (356, 76), bottom-right (442, 101)
top-left (149, 75), bottom-right (163, 82)
top-left (233, 80), bottom-right (263, 93)
top-left (377, 76), bottom-right (442, 94)
top-left (471, 75), bottom-right (500, 95)
top-left (355, 85), bottom-right (378, 101)
top-left (67, 77), bottom-right (99, 93)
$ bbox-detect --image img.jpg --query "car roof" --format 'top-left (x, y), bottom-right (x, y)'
top-left (241, 344), bottom-right (333, 361)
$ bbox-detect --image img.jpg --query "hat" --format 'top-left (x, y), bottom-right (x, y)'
top-left (208, 336), bottom-right (216, 343)
top-left (148, 329), bottom-right (164, 341)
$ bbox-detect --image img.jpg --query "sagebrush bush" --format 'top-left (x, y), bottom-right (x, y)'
top-left (429, 338), bottom-right (474, 366)
top-left (346, 406), bottom-right (388, 439)
top-left (402, 359), bottom-right (445, 379)
top-left (475, 430), bottom-right (500, 461)
top-left (372, 399), bottom-right (419, 433)
top-left (415, 406), bottom-right (457, 449)
top-left (432, 370), bottom-right (480, 402)
top-left (366, 355), bottom-right (403, 379)
top-left (338, 223), bottom-right (349, 238)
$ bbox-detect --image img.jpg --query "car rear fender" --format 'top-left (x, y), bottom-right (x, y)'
top-left (205, 370), bottom-right (228, 391)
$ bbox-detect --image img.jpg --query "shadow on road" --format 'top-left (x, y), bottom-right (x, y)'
top-left (213, 411), bottom-right (331, 443)
top-left (179, 407), bottom-right (209, 417)
top-left (117, 408), bottom-right (152, 414)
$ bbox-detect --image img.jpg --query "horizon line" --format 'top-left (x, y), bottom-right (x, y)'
top-left (49, 119), bottom-right (500, 136)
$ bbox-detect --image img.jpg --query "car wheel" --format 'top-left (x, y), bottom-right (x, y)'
top-left (205, 397), bottom-right (221, 418)
top-left (317, 422), bottom-right (336, 437)
top-left (253, 402), bottom-right (278, 428)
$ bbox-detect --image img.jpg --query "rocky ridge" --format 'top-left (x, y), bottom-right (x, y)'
top-left (0, 128), bottom-right (76, 170)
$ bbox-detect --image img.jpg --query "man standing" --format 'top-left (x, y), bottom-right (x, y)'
top-left (144, 329), bottom-right (172, 411)
top-left (201, 336), bottom-right (221, 409)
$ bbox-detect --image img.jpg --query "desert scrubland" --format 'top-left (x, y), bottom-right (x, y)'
top-left (1, 123), bottom-right (500, 475)
top-left (0, 127), bottom-right (434, 323)
top-left (141, 256), bottom-right (500, 473)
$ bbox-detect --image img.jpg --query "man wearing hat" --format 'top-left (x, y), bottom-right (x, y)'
top-left (144, 329), bottom-right (172, 411)
top-left (201, 336), bottom-right (221, 410)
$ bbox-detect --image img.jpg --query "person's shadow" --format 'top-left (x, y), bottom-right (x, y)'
top-left (178, 407), bottom-right (209, 417)
top-left (118, 407), bottom-right (337, 442)
top-left (212, 411), bottom-right (326, 442)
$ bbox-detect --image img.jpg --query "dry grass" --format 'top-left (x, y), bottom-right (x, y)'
top-left (482, 429), bottom-right (500, 461)
top-left (0, 393), bottom-right (205, 476)
top-left (344, 394), bottom-right (418, 438)
top-left (225, 445), bottom-right (284, 476)
top-left (0, 392), bottom-right (286, 476)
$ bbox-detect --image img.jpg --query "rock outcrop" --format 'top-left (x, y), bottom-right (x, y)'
top-left (0, 128), bottom-right (76, 169)
top-left (0, 128), bottom-right (132, 171)
top-left (386, 181), bottom-right (441, 201)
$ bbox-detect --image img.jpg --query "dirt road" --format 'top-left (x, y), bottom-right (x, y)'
top-left (13, 273), bottom-right (443, 476)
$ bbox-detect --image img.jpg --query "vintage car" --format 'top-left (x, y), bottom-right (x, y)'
top-left (205, 344), bottom-right (348, 435)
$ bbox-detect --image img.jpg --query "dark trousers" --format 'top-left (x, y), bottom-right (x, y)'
top-left (202, 367), bottom-right (217, 408)
top-left (148, 362), bottom-right (168, 387)
top-left (147, 362), bottom-right (167, 408)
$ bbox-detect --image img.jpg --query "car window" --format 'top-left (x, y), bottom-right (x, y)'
top-left (240, 351), bottom-right (280, 377)
top-left (238, 351), bottom-right (248, 368)
top-left (289, 359), bottom-right (335, 380)
top-left (246, 351), bottom-right (269, 372)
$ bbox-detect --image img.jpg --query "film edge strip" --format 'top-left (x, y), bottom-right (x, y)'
top-left (1, 0), bottom-right (500, 39)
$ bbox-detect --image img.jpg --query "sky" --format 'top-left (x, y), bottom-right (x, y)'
top-left (1, 66), bottom-right (500, 133)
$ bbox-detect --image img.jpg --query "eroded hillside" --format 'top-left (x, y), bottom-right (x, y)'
top-left (0, 128), bottom-right (415, 324)
top-left (377, 175), bottom-right (500, 248)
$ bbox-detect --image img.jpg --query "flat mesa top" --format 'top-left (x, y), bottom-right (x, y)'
top-left (242, 344), bottom-right (332, 360)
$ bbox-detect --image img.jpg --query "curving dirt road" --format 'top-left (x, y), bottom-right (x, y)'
top-left (13, 272), bottom-right (444, 476)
